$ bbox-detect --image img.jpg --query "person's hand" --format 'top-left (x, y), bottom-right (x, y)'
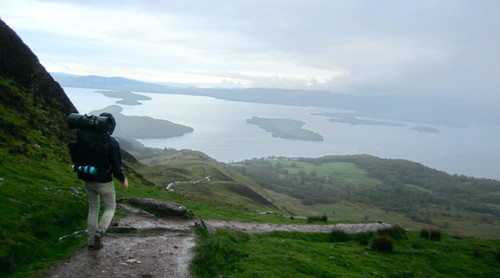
top-left (122, 177), bottom-right (129, 189)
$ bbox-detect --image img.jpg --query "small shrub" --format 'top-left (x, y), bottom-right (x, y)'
top-left (494, 248), bottom-right (500, 263)
top-left (355, 231), bottom-right (374, 245)
top-left (411, 242), bottom-right (422, 249)
top-left (472, 248), bottom-right (485, 258)
top-left (420, 228), bottom-right (430, 239)
top-left (378, 224), bottom-right (406, 240)
top-left (307, 214), bottom-right (328, 223)
top-left (330, 230), bottom-right (350, 242)
top-left (430, 229), bottom-right (441, 241)
top-left (371, 235), bottom-right (393, 253)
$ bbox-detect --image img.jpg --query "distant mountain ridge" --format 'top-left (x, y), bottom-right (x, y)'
top-left (53, 72), bottom-right (195, 89)
top-left (52, 73), bottom-right (499, 126)
top-left (52, 72), bottom-right (169, 92)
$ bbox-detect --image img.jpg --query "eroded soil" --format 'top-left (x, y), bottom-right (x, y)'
top-left (49, 207), bottom-right (195, 278)
top-left (48, 205), bottom-right (390, 278)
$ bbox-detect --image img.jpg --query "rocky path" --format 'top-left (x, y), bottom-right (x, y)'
top-left (48, 205), bottom-right (391, 278)
top-left (49, 207), bottom-right (195, 278)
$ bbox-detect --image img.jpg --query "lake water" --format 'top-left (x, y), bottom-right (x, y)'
top-left (65, 87), bottom-right (500, 180)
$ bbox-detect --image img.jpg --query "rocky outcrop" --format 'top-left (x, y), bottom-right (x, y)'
top-left (118, 197), bottom-right (195, 219)
top-left (0, 18), bottom-right (78, 144)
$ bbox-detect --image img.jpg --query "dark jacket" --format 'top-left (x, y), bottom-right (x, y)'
top-left (106, 137), bottom-right (125, 183)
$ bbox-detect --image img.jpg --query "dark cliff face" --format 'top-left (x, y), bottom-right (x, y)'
top-left (0, 18), bottom-right (78, 145)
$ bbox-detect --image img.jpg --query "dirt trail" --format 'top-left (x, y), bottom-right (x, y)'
top-left (48, 206), bottom-right (391, 278)
top-left (49, 207), bottom-right (195, 278)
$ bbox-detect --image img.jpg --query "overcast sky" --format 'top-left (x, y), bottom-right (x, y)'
top-left (1, 0), bottom-right (499, 102)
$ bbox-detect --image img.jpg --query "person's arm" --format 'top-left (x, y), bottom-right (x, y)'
top-left (109, 137), bottom-right (127, 188)
top-left (122, 177), bottom-right (129, 189)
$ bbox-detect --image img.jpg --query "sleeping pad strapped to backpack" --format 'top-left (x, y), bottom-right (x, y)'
top-left (67, 114), bottom-right (112, 182)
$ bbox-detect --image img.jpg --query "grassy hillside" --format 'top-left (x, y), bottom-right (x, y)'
top-left (193, 227), bottom-right (500, 277)
top-left (0, 18), bottom-right (83, 276)
top-left (0, 77), bottom-right (83, 276)
top-left (126, 144), bottom-right (283, 220)
top-left (231, 156), bottom-right (500, 239)
top-left (0, 18), bottom-right (180, 277)
top-left (118, 136), bottom-right (500, 239)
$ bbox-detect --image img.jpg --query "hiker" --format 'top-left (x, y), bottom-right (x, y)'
top-left (68, 112), bottom-right (128, 250)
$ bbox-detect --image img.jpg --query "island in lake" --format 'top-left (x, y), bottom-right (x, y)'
top-left (312, 112), bottom-right (405, 126)
top-left (246, 116), bottom-right (324, 142)
top-left (90, 105), bottom-right (193, 139)
top-left (411, 126), bottom-right (440, 133)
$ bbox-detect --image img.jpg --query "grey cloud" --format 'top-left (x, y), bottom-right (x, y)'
top-left (2, 0), bottom-right (499, 102)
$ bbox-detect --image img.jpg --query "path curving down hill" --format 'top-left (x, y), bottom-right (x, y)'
top-left (48, 204), bottom-right (391, 278)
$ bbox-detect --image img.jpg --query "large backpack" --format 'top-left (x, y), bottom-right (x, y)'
top-left (67, 114), bottom-right (112, 181)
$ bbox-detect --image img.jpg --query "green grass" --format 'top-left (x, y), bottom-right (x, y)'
top-left (268, 160), bottom-right (383, 194)
top-left (192, 228), bottom-right (500, 277)
top-left (238, 158), bottom-right (500, 240)
top-left (0, 153), bottom-right (87, 277)
top-left (273, 160), bottom-right (381, 187)
top-left (0, 150), bottom-right (197, 277)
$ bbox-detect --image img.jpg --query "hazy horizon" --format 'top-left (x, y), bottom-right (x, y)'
top-left (2, 0), bottom-right (500, 105)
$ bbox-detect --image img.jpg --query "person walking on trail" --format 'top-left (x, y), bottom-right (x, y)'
top-left (68, 112), bottom-right (128, 250)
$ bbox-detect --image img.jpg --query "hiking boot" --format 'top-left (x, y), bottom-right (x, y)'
top-left (92, 229), bottom-right (104, 250)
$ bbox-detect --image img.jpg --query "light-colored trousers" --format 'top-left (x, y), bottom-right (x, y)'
top-left (84, 181), bottom-right (116, 240)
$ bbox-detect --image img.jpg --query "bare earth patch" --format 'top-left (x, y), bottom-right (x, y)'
top-left (48, 205), bottom-right (390, 278)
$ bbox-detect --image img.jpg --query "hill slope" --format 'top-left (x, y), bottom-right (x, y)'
top-left (0, 18), bottom-right (84, 276)
top-left (118, 135), bottom-right (500, 239)
top-left (231, 155), bottom-right (500, 238)
top-left (0, 18), bottom-right (176, 277)
top-left (0, 19), bottom-right (77, 150)
top-left (0, 18), bottom-right (283, 276)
